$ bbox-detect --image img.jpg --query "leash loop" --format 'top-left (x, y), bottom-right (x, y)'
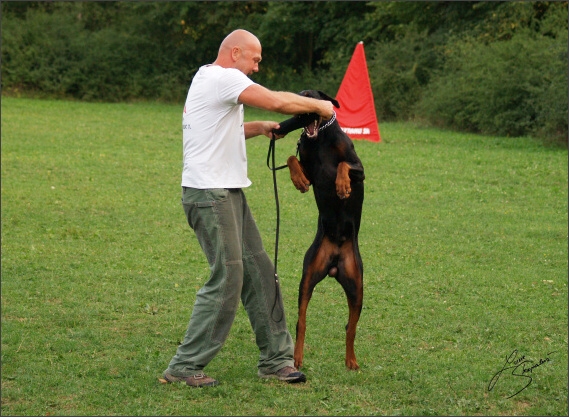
top-left (267, 132), bottom-right (284, 323)
top-left (266, 130), bottom-right (303, 323)
top-left (266, 138), bottom-right (288, 171)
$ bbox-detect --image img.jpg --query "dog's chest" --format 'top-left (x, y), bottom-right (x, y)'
top-left (298, 138), bottom-right (340, 184)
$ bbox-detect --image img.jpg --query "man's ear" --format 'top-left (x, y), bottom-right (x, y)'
top-left (231, 46), bottom-right (241, 62)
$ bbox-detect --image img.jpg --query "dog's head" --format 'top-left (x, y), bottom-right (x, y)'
top-left (298, 90), bottom-right (340, 107)
top-left (298, 90), bottom-right (340, 139)
top-left (272, 90), bottom-right (340, 138)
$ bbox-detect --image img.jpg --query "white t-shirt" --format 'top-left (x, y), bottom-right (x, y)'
top-left (181, 65), bottom-right (256, 189)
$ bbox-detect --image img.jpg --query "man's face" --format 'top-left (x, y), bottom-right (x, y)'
top-left (235, 42), bottom-right (262, 76)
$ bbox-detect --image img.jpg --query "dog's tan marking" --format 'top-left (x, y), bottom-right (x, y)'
top-left (336, 161), bottom-right (352, 199)
top-left (287, 156), bottom-right (310, 193)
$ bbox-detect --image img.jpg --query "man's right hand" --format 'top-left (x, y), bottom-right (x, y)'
top-left (317, 100), bottom-right (335, 120)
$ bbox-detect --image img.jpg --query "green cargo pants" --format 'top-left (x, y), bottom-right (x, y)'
top-left (164, 187), bottom-right (294, 377)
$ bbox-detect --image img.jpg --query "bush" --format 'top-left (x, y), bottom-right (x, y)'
top-left (1, 6), bottom-right (85, 97)
top-left (532, 32), bottom-right (568, 142)
top-left (367, 28), bottom-right (441, 121)
top-left (2, 2), bottom-right (566, 144)
top-left (1, 4), bottom-right (191, 103)
top-left (416, 29), bottom-right (567, 141)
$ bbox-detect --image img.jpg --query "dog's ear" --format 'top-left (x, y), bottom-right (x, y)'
top-left (317, 90), bottom-right (340, 108)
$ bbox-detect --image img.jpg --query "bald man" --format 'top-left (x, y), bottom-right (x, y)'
top-left (162, 29), bottom-right (333, 387)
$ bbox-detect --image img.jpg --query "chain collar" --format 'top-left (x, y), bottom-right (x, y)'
top-left (319, 111), bottom-right (336, 131)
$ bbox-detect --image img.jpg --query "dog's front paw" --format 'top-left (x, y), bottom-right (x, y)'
top-left (288, 156), bottom-right (311, 193)
top-left (294, 177), bottom-right (311, 193)
top-left (290, 170), bottom-right (310, 192)
top-left (336, 181), bottom-right (351, 199)
top-left (336, 162), bottom-right (352, 199)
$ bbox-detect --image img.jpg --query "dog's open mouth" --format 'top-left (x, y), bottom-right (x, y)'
top-left (272, 112), bottom-right (320, 137)
top-left (304, 118), bottom-right (321, 139)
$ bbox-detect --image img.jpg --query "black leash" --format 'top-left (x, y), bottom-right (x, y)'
top-left (265, 113), bottom-right (319, 323)
top-left (266, 132), bottom-right (289, 323)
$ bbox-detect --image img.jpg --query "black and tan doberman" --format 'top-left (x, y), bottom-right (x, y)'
top-left (274, 90), bottom-right (365, 370)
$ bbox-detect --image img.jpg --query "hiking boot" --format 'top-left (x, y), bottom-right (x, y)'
top-left (163, 372), bottom-right (219, 387)
top-left (258, 366), bottom-right (306, 383)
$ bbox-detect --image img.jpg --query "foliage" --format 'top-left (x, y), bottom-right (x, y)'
top-left (1, 4), bottom-right (84, 98)
top-left (417, 27), bottom-right (568, 141)
top-left (1, 97), bottom-right (567, 415)
top-left (1, 1), bottom-right (567, 142)
top-left (367, 27), bottom-right (440, 121)
top-left (364, 1), bottom-right (567, 141)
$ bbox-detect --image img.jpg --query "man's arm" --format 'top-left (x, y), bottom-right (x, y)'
top-left (239, 84), bottom-right (334, 119)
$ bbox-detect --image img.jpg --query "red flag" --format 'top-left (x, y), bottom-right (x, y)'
top-left (335, 42), bottom-right (381, 142)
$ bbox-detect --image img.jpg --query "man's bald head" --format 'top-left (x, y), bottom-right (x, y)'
top-left (213, 29), bottom-right (262, 76)
top-left (218, 29), bottom-right (261, 54)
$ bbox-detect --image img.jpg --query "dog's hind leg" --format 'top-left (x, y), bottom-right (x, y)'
top-left (294, 237), bottom-right (337, 369)
top-left (335, 239), bottom-right (363, 370)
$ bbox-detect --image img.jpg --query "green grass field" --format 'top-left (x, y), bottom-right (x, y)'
top-left (1, 97), bottom-right (567, 416)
